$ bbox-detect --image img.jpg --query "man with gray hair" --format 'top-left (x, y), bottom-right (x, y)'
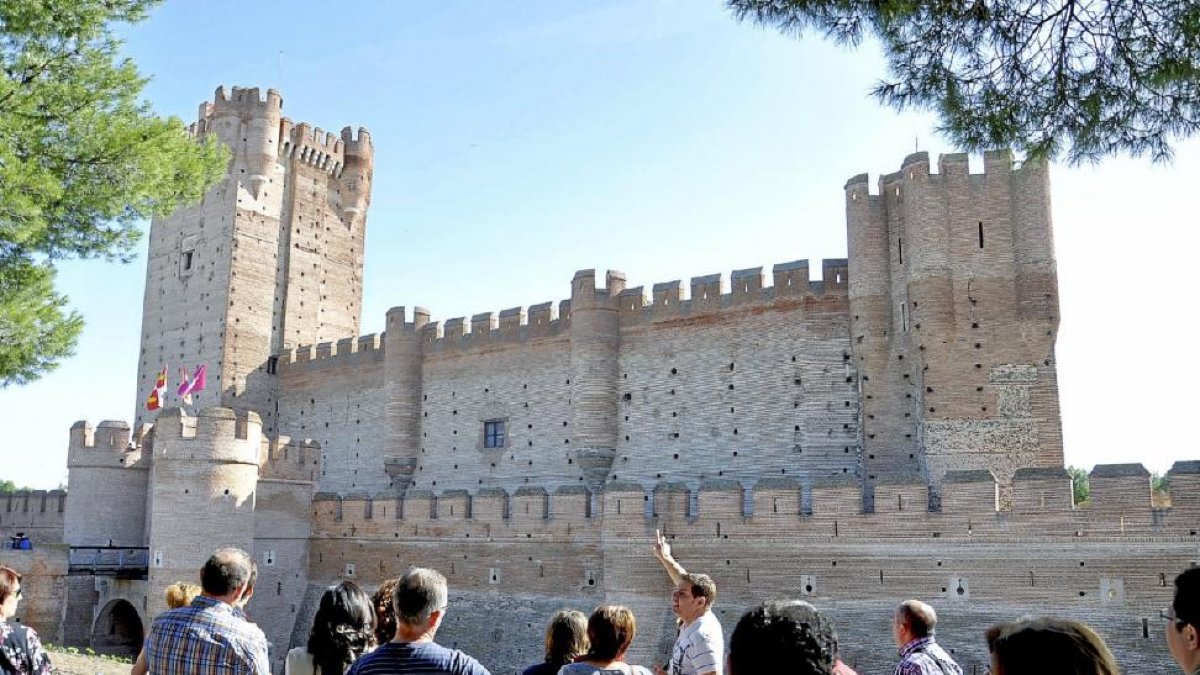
top-left (891, 600), bottom-right (961, 675)
top-left (346, 567), bottom-right (490, 675)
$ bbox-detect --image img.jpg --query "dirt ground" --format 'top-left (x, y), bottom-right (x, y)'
top-left (48, 650), bottom-right (132, 675)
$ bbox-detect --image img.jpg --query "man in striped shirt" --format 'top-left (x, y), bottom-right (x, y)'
top-left (346, 567), bottom-right (490, 675)
top-left (144, 548), bottom-right (270, 675)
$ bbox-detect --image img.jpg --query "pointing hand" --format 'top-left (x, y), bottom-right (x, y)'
top-left (654, 528), bottom-right (672, 561)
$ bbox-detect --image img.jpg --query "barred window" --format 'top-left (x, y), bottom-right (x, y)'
top-left (484, 420), bottom-right (505, 448)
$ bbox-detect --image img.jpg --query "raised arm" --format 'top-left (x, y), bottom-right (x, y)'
top-left (653, 529), bottom-right (687, 586)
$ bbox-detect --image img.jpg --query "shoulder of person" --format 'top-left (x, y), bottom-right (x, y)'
top-left (238, 617), bottom-right (269, 640)
top-left (3, 622), bottom-right (32, 644)
top-left (694, 616), bottom-right (723, 642)
top-left (451, 648), bottom-right (491, 675)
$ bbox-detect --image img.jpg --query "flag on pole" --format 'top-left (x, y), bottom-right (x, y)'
top-left (177, 367), bottom-right (193, 405)
top-left (176, 364), bottom-right (207, 402)
top-left (146, 365), bottom-right (168, 411)
top-left (188, 364), bottom-right (207, 395)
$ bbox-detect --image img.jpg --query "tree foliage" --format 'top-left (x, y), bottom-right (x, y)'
top-left (1066, 465), bottom-right (1089, 505)
top-left (0, 0), bottom-right (228, 386)
top-left (727, 0), bottom-right (1200, 164)
top-left (0, 260), bottom-right (81, 385)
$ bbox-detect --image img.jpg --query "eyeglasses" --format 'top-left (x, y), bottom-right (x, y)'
top-left (1161, 608), bottom-right (1186, 628)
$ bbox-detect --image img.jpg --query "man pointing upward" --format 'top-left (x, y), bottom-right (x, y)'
top-left (653, 529), bottom-right (723, 675)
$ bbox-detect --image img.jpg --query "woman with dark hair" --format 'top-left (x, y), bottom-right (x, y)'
top-left (559, 605), bottom-right (651, 675)
top-left (0, 565), bottom-right (51, 675)
top-left (371, 578), bottom-right (400, 645)
top-left (986, 617), bottom-right (1121, 675)
top-left (522, 609), bottom-right (588, 675)
top-left (286, 581), bottom-right (377, 675)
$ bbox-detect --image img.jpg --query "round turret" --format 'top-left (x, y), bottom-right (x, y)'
top-left (383, 307), bottom-right (427, 495)
top-left (146, 407), bottom-right (261, 616)
top-left (569, 270), bottom-right (622, 489)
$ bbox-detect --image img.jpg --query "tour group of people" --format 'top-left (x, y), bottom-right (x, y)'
top-left (0, 535), bottom-right (1198, 675)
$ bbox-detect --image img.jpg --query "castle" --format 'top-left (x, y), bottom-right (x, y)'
top-left (0, 86), bottom-right (1194, 675)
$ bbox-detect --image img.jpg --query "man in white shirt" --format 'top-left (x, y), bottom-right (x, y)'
top-left (653, 529), bottom-right (723, 675)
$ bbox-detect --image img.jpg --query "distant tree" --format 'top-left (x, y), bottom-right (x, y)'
top-left (0, 480), bottom-right (16, 493)
top-left (0, 0), bottom-right (229, 386)
top-left (727, 0), bottom-right (1200, 164)
top-left (1067, 465), bottom-right (1089, 505)
top-left (1151, 471), bottom-right (1171, 507)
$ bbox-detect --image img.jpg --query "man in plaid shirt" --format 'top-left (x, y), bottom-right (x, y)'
top-left (891, 600), bottom-right (961, 675)
top-left (145, 548), bottom-right (270, 675)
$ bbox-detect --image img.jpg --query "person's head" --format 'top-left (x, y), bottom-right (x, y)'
top-left (308, 581), bottom-right (377, 675)
top-left (393, 568), bottom-right (448, 637)
top-left (1169, 567), bottom-right (1200, 673)
top-left (671, 573), bottom-right (716, 623)
top-left (584, 605), bottom-right (637, 662)
top-left (235, 562), bottom-right (258, 610)
top-left (986, 617), bottom-right (1119, 675)
top-left (0, 566), bottom-right (22, 620)
top-left (893, 600), bottom-right (937, 647)
top-left (200, 548), bottom-right (256, 604)
top-left (728, 600), bottom-right (837, 675)
top-left (543, 609), bottom-right (589, 666)
top-left (372, 578), bottom-right (401, 644)
top-left (165, 582), bottom-right (202, 609)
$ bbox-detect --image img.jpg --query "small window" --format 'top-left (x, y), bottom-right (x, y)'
top-left (182, 250), bottom-right (194, 270)
top-left (266, 356), bottom-right (278, 375)
top-left (484, 420), bottom-right (506, 448)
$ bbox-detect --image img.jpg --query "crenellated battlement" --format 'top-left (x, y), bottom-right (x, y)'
top-left (258, 436), bottom-right (322, 483)
top-left (310, 462), bottom-right (1200, 540)
top-left (615, 259), bottom-right (848, 326)
top-left (279, 120), bottom-right (355, 175)
top-left (843, 150), bottom-right (1044, 199)
top-left (67, 420), bottom-right (148, 470)
top-left (188, 86), bottom-right (283, 138)
top-left (2, 490), bottom-right (67, 515)
top-left (152, 407), bottom-right (261, 444)
top-left (339, 260), bottom-right (854, 361)
top-left (339, 126), bottom-right (373, 162)
top-left (278, 333), bottom-right (384, 371)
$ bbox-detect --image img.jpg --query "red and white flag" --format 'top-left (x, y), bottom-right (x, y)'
top-left (146, 365), bottom-right (168, 411)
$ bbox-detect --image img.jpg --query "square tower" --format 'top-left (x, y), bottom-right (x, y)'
top-left (845, 151), bottom-right (1062, 495)
top-left (133, 86), bottom-right (373, 436)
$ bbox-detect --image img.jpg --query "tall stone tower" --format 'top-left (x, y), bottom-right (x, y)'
top-left (133, 86), bottom-right (373, 436)
top-left (845, 151), bottom-right (1062, 495)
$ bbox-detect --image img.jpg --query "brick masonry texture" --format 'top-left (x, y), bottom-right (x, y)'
top-left (28, 86), bottom-right (1191, 675)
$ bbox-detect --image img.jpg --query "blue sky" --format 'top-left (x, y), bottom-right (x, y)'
top-left (1, 1), bottom-right (1196, 489)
